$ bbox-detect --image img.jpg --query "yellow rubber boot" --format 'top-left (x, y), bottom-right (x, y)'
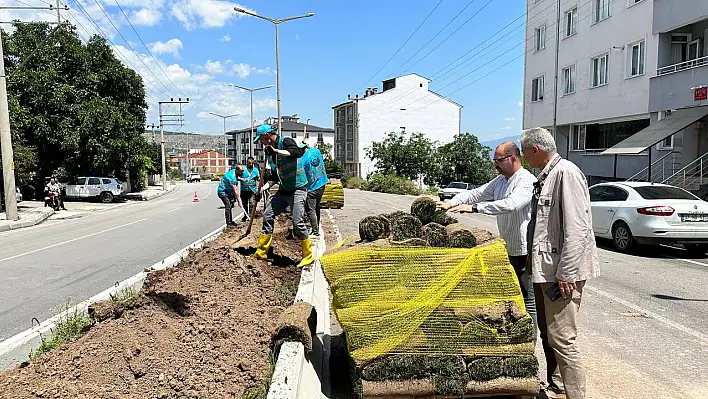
top-left (297, 238), bottom-right (315, 268)
top-left (254, 234), bottom-right (272, 260)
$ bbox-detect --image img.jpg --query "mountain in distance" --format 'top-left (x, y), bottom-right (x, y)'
top-left (481, 135), bottom-right (520, 158)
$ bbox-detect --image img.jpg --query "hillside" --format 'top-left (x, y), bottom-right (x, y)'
top-left (481, 135), bottom-right (519, 158)
top-left (142, 130), bottom-right (227, 154)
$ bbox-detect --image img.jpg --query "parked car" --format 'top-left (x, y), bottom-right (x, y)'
top-left (187, 173), bottom-right (201, 183)
top-left (0, 188), bottom-right (22, 209)
top-left (439, 182), bottom-right (475, 201)
top-left (589, 181), bottom-right (708, 254)
top-left (64, 177), bottom-right (124, 203)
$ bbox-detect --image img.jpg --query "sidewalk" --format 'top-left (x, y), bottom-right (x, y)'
top-left (0, 202), bottom-right (54, 233)
top-left (124, 183), bottom-right (178, 201)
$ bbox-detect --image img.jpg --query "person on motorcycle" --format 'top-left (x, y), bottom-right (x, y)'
top-left (46, 178), bottom-right (65, 210)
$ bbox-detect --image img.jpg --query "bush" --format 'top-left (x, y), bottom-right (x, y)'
top-left (364, 174), bottom-right (420, 195)
top-left (343, 176), bottom-right (366, 189)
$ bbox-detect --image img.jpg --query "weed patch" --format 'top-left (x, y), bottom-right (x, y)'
top-left (273, 279), bottom-right (298, 307)
top-left (30, 304), bottom-right (93, 361)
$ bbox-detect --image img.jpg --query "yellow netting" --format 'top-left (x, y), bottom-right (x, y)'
top-left (320, 240), bottom-right (533, 361)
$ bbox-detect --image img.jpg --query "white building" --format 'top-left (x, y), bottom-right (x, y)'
top-left (523, 0), bottom-right (708, 189)
top-left (332, 73), bottom-right (462, 177)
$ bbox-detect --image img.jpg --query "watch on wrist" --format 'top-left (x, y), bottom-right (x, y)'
top-left (472, 204), bottom-right (478, 213)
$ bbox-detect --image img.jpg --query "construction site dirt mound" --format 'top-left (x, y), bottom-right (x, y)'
top-left (0, 216), bottom-right (302, 399)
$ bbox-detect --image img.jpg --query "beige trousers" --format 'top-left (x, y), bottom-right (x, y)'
top-left (534, 281), bottom-right (587, 399)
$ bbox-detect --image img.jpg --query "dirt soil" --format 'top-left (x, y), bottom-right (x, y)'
top-left (321, 210), bottom-right (340, 251)
top-left (0, 215), bottom-right (302, 399)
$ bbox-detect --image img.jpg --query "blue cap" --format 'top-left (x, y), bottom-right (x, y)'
top-left (254, 124), bottom-right (274, 143)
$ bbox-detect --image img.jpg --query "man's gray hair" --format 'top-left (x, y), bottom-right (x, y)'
top-left (520, 127), bottom-right (557, 153)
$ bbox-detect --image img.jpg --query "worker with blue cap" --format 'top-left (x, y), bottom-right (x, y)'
top-left (252, 123), bottom-right (313, 267)
top-left (300, 144), bottom-right (328, 238)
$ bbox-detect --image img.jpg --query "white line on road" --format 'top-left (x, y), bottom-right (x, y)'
top-left (585, 285), bottom-right (708, 344)
top-left (202, 186), bottom-right (213, 200)
top-left (167, 207), bottom-right (182, 213)
top-left (0, 218), bottom-right (149, 265)
top-left (667, 256), bottom-right (708, 268)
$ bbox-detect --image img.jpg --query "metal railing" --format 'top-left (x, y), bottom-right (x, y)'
top-left (662, 151), bottom-right (708, 190)
top-left (657, 55), bottom-right (708, 76)
top-left (626, 151), bottom-right (678, 182)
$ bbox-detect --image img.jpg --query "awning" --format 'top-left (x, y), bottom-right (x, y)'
top-left (601, 106), bottom-right (708, 155)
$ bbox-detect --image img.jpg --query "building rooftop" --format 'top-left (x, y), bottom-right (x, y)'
top-left (227, 120), bottom-right (334, 135)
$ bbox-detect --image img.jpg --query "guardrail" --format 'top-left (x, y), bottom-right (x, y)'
top-left (657, 56), bottom-right (708, 76)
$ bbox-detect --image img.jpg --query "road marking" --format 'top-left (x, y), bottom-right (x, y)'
top-left (167, 207), bottom-right (182, 213)
top-left (202, 186), bottom-right (213, 200)
top-left (0, 218), bottom-right (149, 265)
top-left (585, 285), bottom-right (708, 344)
top-left (666, 256), bottom-right (708, 268)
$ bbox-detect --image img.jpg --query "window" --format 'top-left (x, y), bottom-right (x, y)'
top-left (346, 124), bottom-right (353, 140)
top-left (593, 0), bottom-right (611, 23)
top-left (628, 40), bottom-right (645, 77)
top-left (534, 25), bottom-right (546, 52)
top-left (531, 76), bottom-right (544, 102)
top-left (336, 144), bottom-right (343, 159)
top-left (634, 186), bottom-right (698, 200)
top-left (562, 65), bottom-right (575, 95)
top-left (88, 177), bottom-right (101, 185)
top-left (346, 143), bottom-right (354, 161)
top-left (584, 119), bottom-right (650, 150)
top-left (291, 132), bottom-right (297, 139)
top-left (102, 179), bottom-right (112, 185)
top-left (598, 186), bottom-right (629, 201)
top-left (589, 186), bottom-right (604, 202)
top-left (570, 125), bottom-right (585, 150)
top-left (564, 7), bottom-right (577, 37)
top-left (591, 54), bottom-right (609, 87)
top-left (317, 132), bottom-right (323, 143)
top-left (72, 178), bottom-right (86, 186)
top-left (658, 135), bottom-right (674, 150)
top-left (346, 106), bottom-right (353, 121)
top-left (335, 127), bottom-right (343, 141)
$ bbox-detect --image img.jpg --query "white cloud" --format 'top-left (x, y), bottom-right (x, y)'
top-left (504, 117), bottom-right (516, 122)
top-left (500, 126), bottom-right (512, 130)
top-left (231, 63), bottom-right (251, 78)
top-left (131, 8), bottom-right (161, 26)
top-left (150, 38), bottom-right (184, 58)
top-left (220, 33), bottom-right (231, 42)
top-left (204, 60), bottom-right (225, 74)
top-left (518, 101), bottom-right (523, 107)
top-left (170, 0), bottom-right (253, 30)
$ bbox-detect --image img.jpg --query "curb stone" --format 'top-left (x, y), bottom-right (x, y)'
top-left (0, 208), bottom-right (55, 233)
top-left (124, 185), bottom-right (178, 201)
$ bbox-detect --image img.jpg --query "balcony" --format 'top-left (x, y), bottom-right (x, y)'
top-left (653, 0), bottom-right (708, 34)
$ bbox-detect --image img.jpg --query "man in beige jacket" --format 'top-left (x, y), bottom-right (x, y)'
top-left (520, 127), bottom-right (600, 399)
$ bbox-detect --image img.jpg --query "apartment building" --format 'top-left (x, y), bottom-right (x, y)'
top-left (177, 150), bottom-right (229, 177)
top-left (226, 116), bottom-right (334, 165)
top-left (332, 73), bottom-right (462, 177)
top-left (523, 0), bottom-right (708, 189)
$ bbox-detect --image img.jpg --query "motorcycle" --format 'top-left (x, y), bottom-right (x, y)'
top-left (45, 188), bottom-right (61, 211)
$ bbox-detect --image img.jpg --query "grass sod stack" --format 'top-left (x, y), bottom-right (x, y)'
top-left (321, 182), bottom-right (345, 209)
top-left (410, 197), bottom-right (437, 224)
top-left (391, 214), bottom-right (424, 242)
top-left (432, 210), bottom-right (458, 226)
top-left (445, 223), bottom-right (478, 248)
top-left (359, 215), bottom-right (391, 242)
top-left (422, 222), bottom-right (448, 247)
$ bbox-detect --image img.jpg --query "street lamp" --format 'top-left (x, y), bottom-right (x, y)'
top-left (209, 112), bottom-right (239, 172)
top-left (233, 7), bottom-right (314, 138)
top-left (229, 84), bottom-right (273, 158)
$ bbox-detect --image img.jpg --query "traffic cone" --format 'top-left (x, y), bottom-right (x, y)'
top-left (193, 191), bottom-right (199, 202)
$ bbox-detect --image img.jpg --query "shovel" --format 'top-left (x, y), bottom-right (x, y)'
top-left (236, 155), bottom-right (268, 242)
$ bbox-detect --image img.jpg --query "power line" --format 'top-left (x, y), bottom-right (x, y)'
top-left (351, 0), bottom-right (444, 96)
top-left (110, 0), bottom-right (185, 96)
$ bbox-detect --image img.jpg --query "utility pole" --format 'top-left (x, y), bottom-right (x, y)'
top-left (55, 0), bottom-right (61, 23)
top-left (147, 123), bottom-right (158, 142)
top-left (551, 0), bottom-right (561, 142)
top-left (230, 84), bottom-right (274, 158)
top-left (0, 3), bottom-right (65, 219)
top-left (233, 8), bottom-right (314, 139)
top-left (159, 98), bottom-right (189, 190)
top-left (209, 112), bottom-right (238, 172)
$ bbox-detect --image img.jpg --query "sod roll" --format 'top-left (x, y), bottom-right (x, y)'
top-left (432, 210), bottom-right (458, 226)
top-left (271, 302), bottom-right (317, 357)
top-left (445, 224), bottom-right (478, 248)
top-left (422, 222), bottom-right (448, 247)
top-left (359, 215), bottom-right (391, 242)
top-left (410, 197), bottom-right (437, 224)
top-left (466, 357), bottom-right (504, 381)
top-left (391, 214), bottom-right (423, 241)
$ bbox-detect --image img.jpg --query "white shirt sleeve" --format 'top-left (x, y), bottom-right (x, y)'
top-left (476, 177), bottom-right (534, 215)
top-left (449, 178), bottom-right (498, 207)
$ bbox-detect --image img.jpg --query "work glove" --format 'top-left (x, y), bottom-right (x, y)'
top-left (264, 145), bottom-right (275, 156)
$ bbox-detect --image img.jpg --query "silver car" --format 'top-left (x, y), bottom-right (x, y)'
top-left (64, 177), bottom-right (124, 203)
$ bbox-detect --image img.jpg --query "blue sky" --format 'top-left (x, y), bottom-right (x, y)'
top-left (2, 0), bottom-right (528, 142)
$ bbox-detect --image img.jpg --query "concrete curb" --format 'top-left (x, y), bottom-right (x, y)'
top-left (0, 221), bottom-right (232, 370)
top-left (267, 229), bottom-right (331, 399)
top-left (124, 184), bottom-right (178, 201)
top-left (0, 208), bottom-right (55, 233)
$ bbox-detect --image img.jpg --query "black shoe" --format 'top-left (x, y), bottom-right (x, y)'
top-left (226, 222), bottom-right (238, 228)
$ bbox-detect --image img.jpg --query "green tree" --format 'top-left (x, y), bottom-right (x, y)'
top-left (433, 133), bottom-right (495, 187)
top-left (317, 141), bottom-right (344, 178)
top-left (365, 131), bottom-right (435, 180)
top-left (4, 22), bottom-right (148, 191)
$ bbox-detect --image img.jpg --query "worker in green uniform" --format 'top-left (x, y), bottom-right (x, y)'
top-left (253, 123), bottom-right (314, 267)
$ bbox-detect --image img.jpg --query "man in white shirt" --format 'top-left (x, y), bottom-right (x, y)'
top-left (437, 141), bottom-right (537, 336)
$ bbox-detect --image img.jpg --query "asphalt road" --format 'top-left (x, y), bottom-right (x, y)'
top-left (0, 182), bottom-right (231, 341)
top-left (330, 189), bottom-right (708, 399)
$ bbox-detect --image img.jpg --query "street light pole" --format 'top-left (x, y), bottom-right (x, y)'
top-left (229, 84), bottom-right (273, 158)
top-left (209, 112), bottom-right (238, 172)
top-left (233, 7), bottom-right (313, 139)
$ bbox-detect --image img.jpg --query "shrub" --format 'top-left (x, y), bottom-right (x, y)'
top-left (343, 176), bottom-right (366, 189)
top-left (364, 174), bottom-right (420, 195)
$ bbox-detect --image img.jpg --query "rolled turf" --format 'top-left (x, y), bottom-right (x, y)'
top-left (391, 214), bottom-right (423, 241)
top-left (503, 356), bottom-right (539, 379)
top-left (466, 357), bottom-right (504, 381)
top-left (359, 215), bottom-right (391, 242)
top-left (445, 224), bottom-right (478, 248)
top-left (422, 222), bottom-right (448, 247)
top-left (432, 210), bottom-right (458, 226)
top-left (410, 197), bottom-right (437, 224)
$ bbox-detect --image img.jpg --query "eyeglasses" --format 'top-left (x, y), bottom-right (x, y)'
top-left (492, 155), bottom-right (512, 163)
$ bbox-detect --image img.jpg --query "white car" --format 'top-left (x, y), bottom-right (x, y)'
top-left (439, 182), bottom-right (476, 201)
top-left (589, 181), bottom-right (708, 254)
top-left (64, 177), bottom-right (124, 203)
top-left (187, 173), bottom-right (201, 183)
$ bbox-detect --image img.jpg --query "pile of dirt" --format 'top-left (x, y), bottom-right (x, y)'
top-left (0, 216), bottom-right (303, 399)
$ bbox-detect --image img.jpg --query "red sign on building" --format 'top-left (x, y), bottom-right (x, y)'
top-left (695, 86), bottom-right (708, 101)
